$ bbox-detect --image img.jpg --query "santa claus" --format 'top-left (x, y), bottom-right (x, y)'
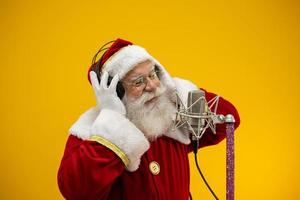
top-left (57, 38), bottom-right (240, 200)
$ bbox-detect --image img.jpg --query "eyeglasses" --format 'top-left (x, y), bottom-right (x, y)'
top-left (122, 68), bottom-right (160, 89)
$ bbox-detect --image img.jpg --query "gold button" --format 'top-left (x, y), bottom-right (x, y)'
top-left (149, 161), bottom-right (160, 175)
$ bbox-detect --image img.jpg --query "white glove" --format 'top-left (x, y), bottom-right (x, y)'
top-left (89, 71), bottom-right (126, 115)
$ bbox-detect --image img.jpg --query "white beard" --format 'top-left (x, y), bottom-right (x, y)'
top-left (122, 85), bottom-right (177, 141)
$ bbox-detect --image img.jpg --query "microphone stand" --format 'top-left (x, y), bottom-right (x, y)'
top-left (225, 115), bottom-right (235, 200)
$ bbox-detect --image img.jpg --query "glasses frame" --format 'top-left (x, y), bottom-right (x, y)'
top-left (121, 65), bottom-right (161, 90)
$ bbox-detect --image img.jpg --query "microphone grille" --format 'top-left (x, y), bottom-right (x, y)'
top-left (187, 90), bottom-right (206, 115)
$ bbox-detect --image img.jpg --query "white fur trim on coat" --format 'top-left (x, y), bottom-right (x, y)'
top-left (173, 77), bottom-right (198, 108)
top-left (69, 107), bottom-right (100, 140)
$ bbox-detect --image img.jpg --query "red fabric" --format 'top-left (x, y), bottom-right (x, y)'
top-left (57, 89), bottom-right (240, 200)
top-left (58, 135), bottom-right (190, 200)
top-left (87, 38), bottom-right (133, 84)
top-left (99, 38), bottom-right (133, 66)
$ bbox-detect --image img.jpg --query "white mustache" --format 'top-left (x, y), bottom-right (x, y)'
top-left (135, 86), bottom-right (166, 105)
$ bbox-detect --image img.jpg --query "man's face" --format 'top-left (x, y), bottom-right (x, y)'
top-left (122, 60), bottom-right (161, 100)
top-left (121, 60), bottom-right (176, 140)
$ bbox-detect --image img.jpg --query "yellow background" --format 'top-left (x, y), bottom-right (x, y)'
top-left (1, 0), bottom-right (299, 199)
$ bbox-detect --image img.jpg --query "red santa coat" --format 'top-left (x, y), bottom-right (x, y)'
top-left (57, 78), bottom-right (240, 200)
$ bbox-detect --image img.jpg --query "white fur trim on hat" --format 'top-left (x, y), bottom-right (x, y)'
top-left (103, 45), bottom-right (153, 78)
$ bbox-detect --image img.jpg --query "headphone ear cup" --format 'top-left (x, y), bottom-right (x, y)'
top-left (116, 82), bottom-right (125, 99)
top-left (95, 71), bottom-right (101, 85)
top-left (106, 75), bottom-right (125, 99)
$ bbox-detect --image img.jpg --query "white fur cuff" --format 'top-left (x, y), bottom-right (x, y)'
top-left (90, 109), bottom-right (150, 171)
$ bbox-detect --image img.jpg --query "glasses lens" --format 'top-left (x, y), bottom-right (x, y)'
top-left (132, 76), bottom-right (145, 87)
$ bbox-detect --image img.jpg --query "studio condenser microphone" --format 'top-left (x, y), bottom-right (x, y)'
top-left (187, 90), bottom-right (207, 141)
top-left (172, 89), bottom-right (229, 142)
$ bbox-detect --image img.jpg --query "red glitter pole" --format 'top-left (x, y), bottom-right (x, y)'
top-left (226, 115), bottom-right (235, 200)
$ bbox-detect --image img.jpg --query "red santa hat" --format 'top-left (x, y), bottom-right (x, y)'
top-left (88, 38), bottom-right (176, 93)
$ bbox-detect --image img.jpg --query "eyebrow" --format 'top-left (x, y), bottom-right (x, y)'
top-left (128, 67), bottom-right (156, 81)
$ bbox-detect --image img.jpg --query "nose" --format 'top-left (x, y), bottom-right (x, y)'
top-left (144, 77), bottom-right (159, 92)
